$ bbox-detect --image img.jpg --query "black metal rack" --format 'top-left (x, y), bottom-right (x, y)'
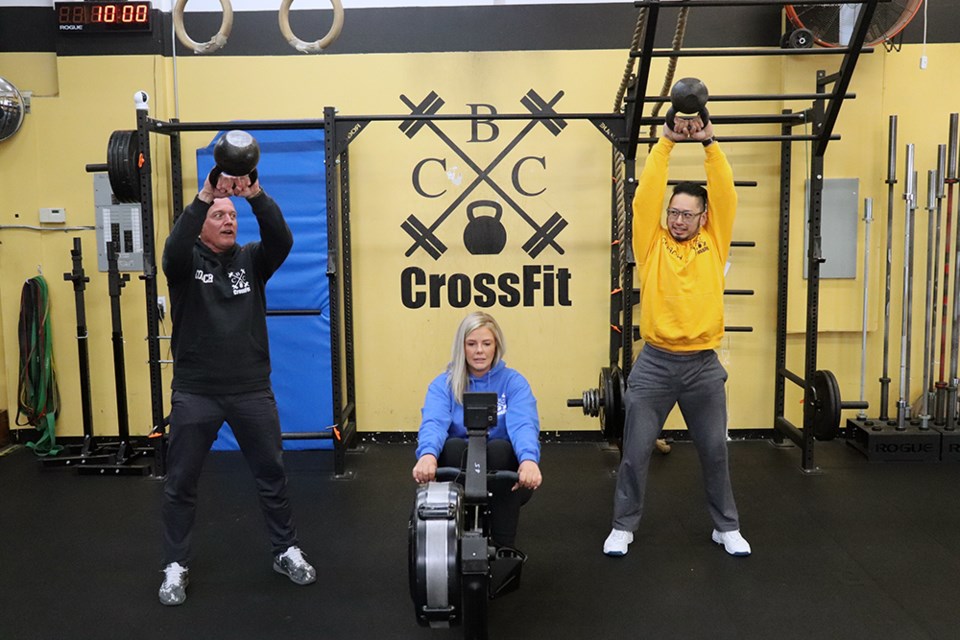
top-left (614, 0), bottom-right (879, 472)
top-left (120, 0), bottom-right (880, 475)
top-left (134, 106), bottom-right (786, 477)
top-left (135, 112), bottom-right (360, 478)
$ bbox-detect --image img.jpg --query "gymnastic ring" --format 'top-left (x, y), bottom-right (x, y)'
top-left (279, 0), bottom-right (344, 54)
top-left (174, 0), bottom-right (234, 55)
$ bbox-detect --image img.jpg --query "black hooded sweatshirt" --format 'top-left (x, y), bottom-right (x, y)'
top-left (162, 191), bottom-right (293, 395)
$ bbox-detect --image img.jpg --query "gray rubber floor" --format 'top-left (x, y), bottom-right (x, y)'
top-left (1, 438), bottom-right (959, 640)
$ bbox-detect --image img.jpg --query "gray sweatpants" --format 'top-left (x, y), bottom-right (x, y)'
top-left (611, 344), bottom-right (740, 533)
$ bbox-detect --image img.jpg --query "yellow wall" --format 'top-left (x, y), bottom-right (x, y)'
top-left (1, 44), bottom-right (958, 438)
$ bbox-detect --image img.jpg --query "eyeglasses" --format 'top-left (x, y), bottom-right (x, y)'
top-left (666, 208), bottom-right (704, 221)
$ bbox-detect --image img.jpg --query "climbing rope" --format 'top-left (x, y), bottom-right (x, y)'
top-left (647, 7), bottom-right (691, 147)
top-left (612, 8), bottom-right (648, 310)
top-left (610, 7), bottom-right (691, 358)
top-left (17, 276), bottom-right (62, 456)
top-left (613, 7), bottom-right (647, 115)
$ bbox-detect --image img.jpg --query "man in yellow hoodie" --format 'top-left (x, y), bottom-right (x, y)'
top-left (603, 115), bottom-right (750, 557)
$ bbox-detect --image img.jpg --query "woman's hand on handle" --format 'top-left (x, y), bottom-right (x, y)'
top-left (412, 454), bottom-right (438, 484)
top-left (514, 460), bottom-right (542, 491)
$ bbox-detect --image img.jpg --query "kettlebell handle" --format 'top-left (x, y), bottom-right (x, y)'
top-left (467, 200), bottom-right (503, 221)
top-left (207, 165), bottom-right (258, 188)
top-left (664, 106), bottom-right (710, 132)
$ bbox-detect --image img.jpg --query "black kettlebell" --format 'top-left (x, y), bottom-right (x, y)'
top-left (208, 129), bottom-right (260, 185)
top-left (463, 200), bottom-right (507, 255)
top-left (664, 77), bottom-right (710, 131)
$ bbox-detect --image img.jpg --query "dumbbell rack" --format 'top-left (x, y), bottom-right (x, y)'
top-left (601, 0), bottom-right (880, 472)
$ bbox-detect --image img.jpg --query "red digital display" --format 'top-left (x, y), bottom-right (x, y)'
top-left (56, 2), bottom-right (153, 34)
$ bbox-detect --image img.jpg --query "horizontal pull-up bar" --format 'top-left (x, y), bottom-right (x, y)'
top-left (150, 118), bottom-right (327, 133)
top-left (708, 114), bottom-right (807, 125)
top-left (149, 112), bottom-right (627, 133)
top-left (639, 92), bottom-right (854, 103)
top-left (149, 112), bottom-right (812, 134)
top-left (631, 47), bottom-right (873, 58)
top-left (628, 114), bottom-right (809, 126)
top-left (661, 134), bottom-right (840, 143)
top-left (668, 180), bottom-right (759, 187)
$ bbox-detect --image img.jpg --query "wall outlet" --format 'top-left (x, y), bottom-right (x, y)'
top-left (39, 207), bottom-right (66, 223)
top-left (157, 296), bottom-right (167, 320)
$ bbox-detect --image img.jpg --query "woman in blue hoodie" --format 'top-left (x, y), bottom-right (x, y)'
top-left (411, 311), bottom-right (542, 548)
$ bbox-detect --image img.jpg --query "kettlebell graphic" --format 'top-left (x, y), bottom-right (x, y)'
top-left (463, 200), bottom-right (507, 255)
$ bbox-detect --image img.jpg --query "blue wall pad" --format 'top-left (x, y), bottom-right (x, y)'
top-left (194, 128), bottom-right (334, 451)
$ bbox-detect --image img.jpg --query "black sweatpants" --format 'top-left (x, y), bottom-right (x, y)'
top-left (438, 437), bottom-right (532, 547)
top-left (161, 388), bottom-right (299, 565)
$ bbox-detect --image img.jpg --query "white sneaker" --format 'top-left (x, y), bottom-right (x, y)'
top-left (711, 529), bottom-right (751, 556)
top-left (603, 529), bottom-right (634, 556)
top-left (273, 545), bottom-right (317, 585)
top-left (158, 562), bottom-right (189, 606)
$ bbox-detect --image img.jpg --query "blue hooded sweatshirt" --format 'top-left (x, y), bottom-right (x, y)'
top-left (415, 360), bottom-right (540, 464)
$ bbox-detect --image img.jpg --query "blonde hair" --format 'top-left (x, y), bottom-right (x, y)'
top-left (447, 311), bottom-right (506, 404)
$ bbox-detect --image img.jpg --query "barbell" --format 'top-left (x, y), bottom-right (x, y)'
top-left (568, 366), bottom-right (859, 442)
top-left (86, 129), bottom-right (260, 203)
top-left (567, 366), bottom-right (625, 440)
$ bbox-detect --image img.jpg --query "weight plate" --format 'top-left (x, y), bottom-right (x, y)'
top-left (107, 130), bottom-right (140, 203)
top-left (812, 369), bottom-right (841, 441)
top-left (789, 28), bottom-right (814, 49)
top-left (599, 366), bottom-right (625, 440)
top-left (124, 131), bottom-right (142, 202)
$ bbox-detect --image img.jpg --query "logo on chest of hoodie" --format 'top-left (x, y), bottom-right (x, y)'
top-left (229, 268), bottom-right (251, 295)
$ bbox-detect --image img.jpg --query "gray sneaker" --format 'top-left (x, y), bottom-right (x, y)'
top-left (158, 562), bottom-right (189, 606)
top-left (273, 546), bottom-right (316, 585)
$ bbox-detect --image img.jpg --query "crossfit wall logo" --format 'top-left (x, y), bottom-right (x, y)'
top-left (398, 89), bottom-right (572, 310)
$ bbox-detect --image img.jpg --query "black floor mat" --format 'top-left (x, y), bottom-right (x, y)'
top-left (2, 439), bottom-right (959, 640)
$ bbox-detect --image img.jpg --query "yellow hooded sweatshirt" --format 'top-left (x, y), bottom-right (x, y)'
top-left (632, 138), bottom-right (737, 352)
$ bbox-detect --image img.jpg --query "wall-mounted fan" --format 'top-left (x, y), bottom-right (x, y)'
top-left (785, 0), bottom-right (924, 48)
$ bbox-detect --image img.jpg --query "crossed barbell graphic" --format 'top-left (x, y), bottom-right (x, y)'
top-left (399, 89), bottom-right (570, 260)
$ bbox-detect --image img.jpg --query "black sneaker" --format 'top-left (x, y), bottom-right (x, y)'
top-left (158, 562), bottom-right (189, 606)
top-left (273, 546), bottom-right (316, 585)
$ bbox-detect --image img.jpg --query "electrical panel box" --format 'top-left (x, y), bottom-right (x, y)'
top-left (93, 172), bottom-right (144, 272)
top-left (803, 177), bottom-right (859, 279)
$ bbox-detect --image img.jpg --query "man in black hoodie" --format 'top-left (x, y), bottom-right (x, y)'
top-left (157, 171), bottom-right (314, 606)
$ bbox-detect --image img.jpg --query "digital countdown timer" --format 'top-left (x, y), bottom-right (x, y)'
top-left (56, 2), bottom-right (153, 34)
